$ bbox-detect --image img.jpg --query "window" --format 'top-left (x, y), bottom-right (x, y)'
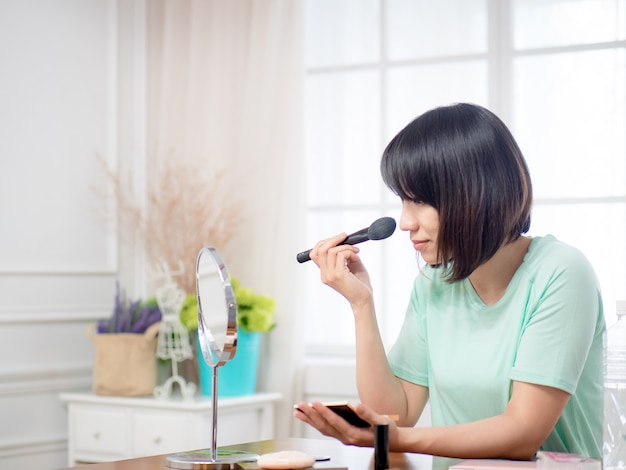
top-left (303, 0), bottom-right (626, 353)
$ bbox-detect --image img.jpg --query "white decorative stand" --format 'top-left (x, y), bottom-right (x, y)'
top-left (153, 267), bottom-right (196, 400)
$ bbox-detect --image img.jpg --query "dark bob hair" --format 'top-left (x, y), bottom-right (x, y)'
top-left (381, 103), bottom-right (532, 282)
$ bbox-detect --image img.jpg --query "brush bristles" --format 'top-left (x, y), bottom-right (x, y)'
top-left (368, 217), bottom-right (396, 240)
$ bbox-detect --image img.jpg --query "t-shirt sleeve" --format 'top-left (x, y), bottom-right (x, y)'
top-left (510, 245), bottom-right (603, 394)
top-left (387, 277), bottom-right (430, 387)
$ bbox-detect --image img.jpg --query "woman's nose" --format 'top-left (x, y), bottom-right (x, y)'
top-left (399, 204), bottom-right (417, 232)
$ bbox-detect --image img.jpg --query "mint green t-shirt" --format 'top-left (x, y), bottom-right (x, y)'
top-left (387, 235), bottom-right (605, 458)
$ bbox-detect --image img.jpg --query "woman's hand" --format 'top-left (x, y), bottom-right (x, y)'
top-left (293, 401), bottom-right (398, 448)
top-left (308, 233), bottom-right (373, 307)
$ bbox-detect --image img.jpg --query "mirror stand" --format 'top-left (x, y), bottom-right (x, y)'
top-left (165, 364), bottom-right (257, 469)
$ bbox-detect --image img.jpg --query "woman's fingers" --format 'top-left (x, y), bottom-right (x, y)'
top-left (309, 233), bottom-right (345, 259)
top-left (294, 401), bottom-right (377, 447)
top-left (352, 402), bottom-right (394, 426)
top-left (309, 234), bottom-right (360, 278)
top-left (306, 233), bottom-right (371, 307)
top-left (294, 402), bottom-right (342, 439)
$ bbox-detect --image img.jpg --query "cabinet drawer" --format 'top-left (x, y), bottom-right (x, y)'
top-left (74, 407), bottom-right (128, 455)
top-left (133, 411), bottom-right (193, 456)
top-left (219, 409), bottom-right (262, 446)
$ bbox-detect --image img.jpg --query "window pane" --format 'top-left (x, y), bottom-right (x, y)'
top-left (386, 61), bottom-right (489, 141)
top-left (513, 0), bottom-right (626, 49)
top-left (301, 207), bottom-right (423, 349)
top-left (306, 70), bottom-right (382, 205)
top-left (513, 49), bottom-right (626, 199)
top-left (529, 202), bottom-right (626, 323)
top-left (305, 0), bottom-right (380, 68)
top-left (303, 210), bottom-right (386, 346)
top-left (386, 0), bottom-right (487, 61)
top-left (385, 61), bottom-right (489, 202)
top-left (379, 206), bottom-right (421, 348)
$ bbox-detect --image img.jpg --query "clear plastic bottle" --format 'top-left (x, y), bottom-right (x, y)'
top-left (604, 300), bottom-right (626, 470)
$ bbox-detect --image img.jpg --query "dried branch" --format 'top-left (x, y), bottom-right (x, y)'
top-left (97, 155), bottom-right (240, 294)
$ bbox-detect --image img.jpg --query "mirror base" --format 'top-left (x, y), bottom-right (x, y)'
top-left (166, 449), bottom-right (259, 469)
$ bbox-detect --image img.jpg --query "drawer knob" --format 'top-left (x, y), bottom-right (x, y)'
top-left (153, 436), bottom-right (162, 445)
top-left (93, 432), bottom-right (100, 440)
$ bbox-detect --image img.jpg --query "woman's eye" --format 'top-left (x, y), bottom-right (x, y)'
top-left (400, 196), bottom-right (422, 204)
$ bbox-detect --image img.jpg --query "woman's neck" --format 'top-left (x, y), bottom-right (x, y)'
top-left (468, 236), bottom-right (531, 306)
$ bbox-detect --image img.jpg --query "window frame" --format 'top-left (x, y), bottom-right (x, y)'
top-left (303, 0), bottom-right (626, 356)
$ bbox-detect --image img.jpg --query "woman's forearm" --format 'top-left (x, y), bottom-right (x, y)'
top-left (352, 302), bottom-right (411, 420)
top-left (395, 413), bottom-right (543, 460)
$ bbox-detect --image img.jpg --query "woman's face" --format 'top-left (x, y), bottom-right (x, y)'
top-left (399, 200), bottom-right (440, 265)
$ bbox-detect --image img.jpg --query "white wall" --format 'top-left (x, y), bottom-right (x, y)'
top-left (0, 1), bottom-right (143, 467)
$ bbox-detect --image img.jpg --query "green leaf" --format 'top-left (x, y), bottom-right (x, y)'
top-left (178, 278), bottom-right (276, 333)
top-left (179, 294), bottom-right (199, 331)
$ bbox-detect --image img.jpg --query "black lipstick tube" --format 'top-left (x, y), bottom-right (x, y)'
top-left (374, 424), bottom-right (389, 470)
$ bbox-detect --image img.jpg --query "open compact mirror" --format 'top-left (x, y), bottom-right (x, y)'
top-left (166, 247), bottom-right (258, 469)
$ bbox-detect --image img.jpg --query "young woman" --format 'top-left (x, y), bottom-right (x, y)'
top-left (294, 103), bottom-right (604, 460)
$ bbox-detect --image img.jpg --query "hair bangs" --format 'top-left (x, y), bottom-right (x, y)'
top-left (381, 129), bottom-right (439, 207)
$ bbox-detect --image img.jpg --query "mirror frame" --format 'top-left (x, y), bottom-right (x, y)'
top-left (196, 247), bottom-right (238, 367)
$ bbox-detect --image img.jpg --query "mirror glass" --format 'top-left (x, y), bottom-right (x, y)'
top-left (196, 247), bottom-right (237, 367)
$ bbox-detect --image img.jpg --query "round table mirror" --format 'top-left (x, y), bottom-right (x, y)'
top-left (196, 247), bottom-right (237, 368)
top-left (166, 247), bottom-right (258, 468)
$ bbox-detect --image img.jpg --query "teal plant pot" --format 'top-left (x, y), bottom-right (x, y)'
top-left (197, 329), bottom-right (261, 397)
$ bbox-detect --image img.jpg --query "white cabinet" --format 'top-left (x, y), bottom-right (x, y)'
top-left (59, 392), bottom-right (282, 466)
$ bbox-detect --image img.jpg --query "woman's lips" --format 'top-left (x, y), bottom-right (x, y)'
top-left (412, 240), bottom-right (428, 251)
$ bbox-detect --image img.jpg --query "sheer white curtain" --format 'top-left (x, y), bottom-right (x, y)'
top-left (146, 0), bottom-right (305, 436)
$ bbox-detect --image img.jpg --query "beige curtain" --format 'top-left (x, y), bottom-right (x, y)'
top-left (147, 0), bottom-right (305, 437)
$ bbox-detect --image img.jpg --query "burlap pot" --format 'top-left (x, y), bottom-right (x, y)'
top-left (87, 322), bottom-right (161, 396)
